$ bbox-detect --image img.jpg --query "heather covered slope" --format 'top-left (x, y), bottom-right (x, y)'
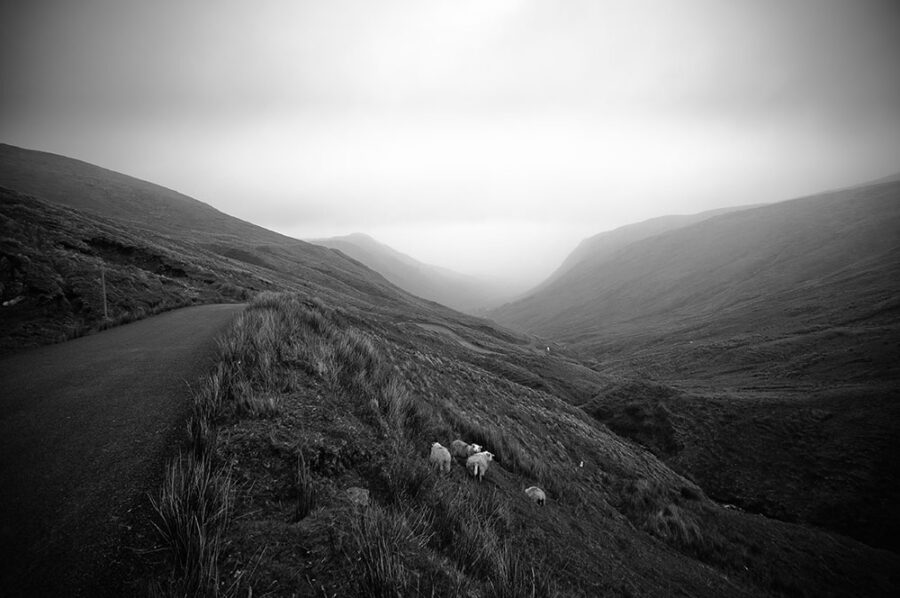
top-left (491, 178), bottom-right (900, 385)
top-left (311, 232), bottom-right (512, 312)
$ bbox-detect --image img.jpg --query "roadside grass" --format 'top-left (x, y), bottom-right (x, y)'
top-left (149, 455), bottom-right (232, 597)
top-left (152, 291), bottom-right (569, 596)
top-left (293, 451), bottom-right (317, 521)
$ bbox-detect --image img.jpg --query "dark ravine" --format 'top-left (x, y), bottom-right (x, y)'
top-left (0, 304), bottom-right (243, 597)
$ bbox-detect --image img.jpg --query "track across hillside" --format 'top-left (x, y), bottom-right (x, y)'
top-left (0, 304), bottom-right (244, 597)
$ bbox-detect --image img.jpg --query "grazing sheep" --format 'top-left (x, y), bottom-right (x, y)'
top-left (525, 486), bottom-right (546, 506)
top-left (466, 451), bottom-right (495, 482)
top-left (450, 439), bottom-right (483, 459)
top-left (429, 442), bottom-right (452, 473)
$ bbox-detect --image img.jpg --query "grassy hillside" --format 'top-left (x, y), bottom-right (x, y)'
top-left (582, 379), bottom-right (900, 553)
top-left (310, 233), bottom-right (512, 312)
top-left (489, 176), bottom-right (900, 553)
top-left (0, 145), bottom-right (471, 355)
top-left (491, 178), bottom-right (900, 386)
top-left (533, 205), bottom-right (756, 295)
top-left (147, 292), bottom-right (898, 597)
top-left (0, 143), bottom-right (288, 241)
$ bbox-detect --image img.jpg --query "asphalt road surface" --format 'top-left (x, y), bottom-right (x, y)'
top-left (0, 303), bottom-right (244, 597)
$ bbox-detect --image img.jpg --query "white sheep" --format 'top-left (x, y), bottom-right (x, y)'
top-left (465, 451), bottom-right (495, 482)
top-left (450, 439), bottom-right (483, 459)
top-left (429, 442), bottom-right (451, 473)
top-left (525, 486), bottom-right (546, 506)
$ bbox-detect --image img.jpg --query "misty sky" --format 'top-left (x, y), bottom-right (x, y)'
top-left (2, 1), bottom-right (899, 288)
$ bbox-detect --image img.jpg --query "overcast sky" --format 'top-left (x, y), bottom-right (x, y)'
top-left (2, 0), bottom-right (899, 288)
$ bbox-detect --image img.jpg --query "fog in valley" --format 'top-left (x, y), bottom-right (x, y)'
top-left (2, 0), bottom-right (900, 288)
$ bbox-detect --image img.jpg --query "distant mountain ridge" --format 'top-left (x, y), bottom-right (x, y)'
top-left (532, 205), bottom-right (759, 295)
top-left (490, 176), bottom-right (900, 384)
top-left (309, 232), bottom-right (513, 312)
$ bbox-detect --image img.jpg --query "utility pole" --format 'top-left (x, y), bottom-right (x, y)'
top-left (100, 265), bottom-right (109, 320)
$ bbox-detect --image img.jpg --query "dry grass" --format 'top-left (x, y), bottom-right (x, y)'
top-left (351, 503), bottom-right (433, 597)
top-left (149, 455), bottom-right (232, 597)
top-left (294, 451), bottom-right (317, 521)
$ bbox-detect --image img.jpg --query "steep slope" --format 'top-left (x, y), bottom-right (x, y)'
top-left (0, 144), bottom-right (458, 354)
top-left (491, 177), bottom-right (900, 551)
top-left (491, 178), bottom-right (900, 385)
top-left (157, 292), bottom-right (899, 597)
top-left (534, 205), bottom-right (757, 294)
top-left (310, 233), bottom-right (511, 312)
top-left (0, 143), bottom-right (282, 241)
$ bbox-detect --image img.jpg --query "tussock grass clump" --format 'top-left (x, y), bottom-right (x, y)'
top-left (186, 369), bottom-right (226, 461)
top-left (228, 378), bottom-right (282, 418)
top-left (149, 455), bottom-right (232, 596)
top-left (294, 452), bottom-right (317, 520)
top-left (488, 546), bottom-right (559, 598)
top-left (382, 451), bottom-right (434, 505)
top-left (187, 412), bottom-right (217, 463)
top-left (645, 504), bottom-right (704, 549)
top-left (613, 477), bottom-right (714, 555)
top-left (427, 484), bottom-right (512, 579)
top-left (352, 504), bottom-right (434, 597)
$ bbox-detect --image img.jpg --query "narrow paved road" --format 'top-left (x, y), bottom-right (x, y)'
top-left (0, 303), bottom-right (244, 597)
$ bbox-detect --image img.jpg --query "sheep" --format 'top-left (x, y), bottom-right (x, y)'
top-left (525, 486), bottom-right (546, 506)
top-left (450, 439), bottom-right (483, 459)
top-left (429, 442), bottom-right (451, 473)
top-left (465, 451), bottom-right (495, 482)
